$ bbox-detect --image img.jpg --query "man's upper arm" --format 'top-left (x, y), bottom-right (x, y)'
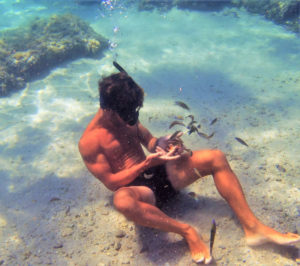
top-left (78, 134), bottom-right (114, 190)
top-left (137, 122), bottom-right (157, 152)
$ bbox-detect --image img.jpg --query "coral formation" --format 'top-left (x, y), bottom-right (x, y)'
top-left (138, 0), bottom-right (299, 33)
top-left (0, 14), bottom-right (108, 96)
top-left (85, 39), bottom-right (101, 53)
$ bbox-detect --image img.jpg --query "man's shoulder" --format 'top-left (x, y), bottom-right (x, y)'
top-left (79, 127), bottom-right (107, 157)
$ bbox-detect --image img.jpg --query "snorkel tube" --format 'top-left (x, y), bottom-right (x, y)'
top-left (113, 61), bottom-right (128, 74)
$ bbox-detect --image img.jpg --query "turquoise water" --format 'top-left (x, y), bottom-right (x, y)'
top-left (0, 1), bottom-right (299, 265)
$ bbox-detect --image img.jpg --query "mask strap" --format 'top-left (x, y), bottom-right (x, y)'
top-left (100, 96), bottom-right (107, 109)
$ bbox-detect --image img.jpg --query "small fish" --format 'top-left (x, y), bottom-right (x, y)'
top-left (187, 120), bottom-right (197, 129)
top-left (50, 197), bottom-right (60, 202)
top-left (188, 125), bottom-right (199, 135)
top-left (210, 118), bottom-right (218, 125)
top-left (186, 114), bottom-right (195, 121)
top-left (169, 120), bottom-right (186, 129)
top-left (175, 101), bottom-right (190, 111)
top-left (174, 115), bottom-right (184, 120)
top-left (169, 130), bottom-right (182, 140)
top-left (198, 132), bottom-right (215, 139)
top-left (235, 137), bottom-right (248, 147)
top-left (210, 219), bottom-right (217, 256)
top-left (194, 168), bottom-right (202, 178)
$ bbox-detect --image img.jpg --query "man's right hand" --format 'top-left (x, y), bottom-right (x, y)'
top-left (145, 146), bottom-right (181, 167)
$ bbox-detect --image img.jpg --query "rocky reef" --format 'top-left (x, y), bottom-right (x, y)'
top-left (0, 14), bottom-right (108, 96)
top-left (138, 0), bottom-right (232, 11)
top-left (138, 0), bottom-right (299, 33)
top-left (233, 0), bottom-right (299, 33)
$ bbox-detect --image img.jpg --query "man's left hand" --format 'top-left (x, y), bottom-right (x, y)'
top-left (157, 131), bottom-right (184, 151)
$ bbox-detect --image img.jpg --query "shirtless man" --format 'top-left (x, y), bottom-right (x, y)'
top-left (78, 70), bottom-right (300, 264)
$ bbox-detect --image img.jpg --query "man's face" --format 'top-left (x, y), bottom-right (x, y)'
top-left (117, 106), bottom-right (141, 126)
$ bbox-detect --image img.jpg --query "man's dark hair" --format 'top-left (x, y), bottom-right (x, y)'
top-left (98, 72), bottom-right (144, 112)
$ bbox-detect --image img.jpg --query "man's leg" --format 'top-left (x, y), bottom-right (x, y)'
top-left (113, 186), bottom-right (212, 264)
top-left (167, 149), bottom-right (300, 246)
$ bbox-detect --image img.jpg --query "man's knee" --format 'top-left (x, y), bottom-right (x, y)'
top-left (212, 149), bottom-right (228, 169)
top-left (113, 188), bottom-right (137, 215)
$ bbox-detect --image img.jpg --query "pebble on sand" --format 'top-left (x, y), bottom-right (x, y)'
top-left (115, 229), bottom-right (126, 238)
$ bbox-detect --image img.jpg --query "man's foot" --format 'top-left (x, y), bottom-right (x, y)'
top-left (245, 223), bottom-right (300, 246)
top-left (183, 226), bottom-right (212, 264)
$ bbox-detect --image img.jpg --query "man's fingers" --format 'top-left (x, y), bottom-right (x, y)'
top-left (166, 146), bottom-right (179, 156)
top-left (149, 152), bottom-right (163, 159)
top-left (155, 146), bottom-right (165, 153)
top-left (162, 154), bottom-right (181, 160)
top-left (150, 147), bottom-right (181, 162)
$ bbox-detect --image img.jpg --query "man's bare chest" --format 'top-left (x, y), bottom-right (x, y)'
top-left (102, 129), bottom-right (140, 157)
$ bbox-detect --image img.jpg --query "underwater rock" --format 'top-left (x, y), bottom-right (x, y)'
top-left (0, 14), bottom-right (108, 96)
top-left (233, 0), bottom-right (300, 33)
top-left (138, 0), bottom-right (299, 33)
top-left (176, 0), bottom-right (232, 11)
top-left (139, 0), bottom-right (232, 12)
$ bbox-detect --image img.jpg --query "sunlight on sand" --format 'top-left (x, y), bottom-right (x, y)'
top-left (0, 215), bottom-right (7, 227)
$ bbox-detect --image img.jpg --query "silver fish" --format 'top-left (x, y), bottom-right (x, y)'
top-left (186, 114), bottom-right (194, 121)
top-left (235, 137), bottom-right (248, 147)
top-left (187, 120), bottom-right (197, 129)
top-left (188, 125), bottom-right (199, 135)
top-left (169, 120), bottom-right (186, 129)
top-left (210, 118), bottom-right (218, 125)
top-left (198, 132), bottom-right (214, 139)
top-left (175, 101), bottom-right (190, 111)
top-left (210, 219), bottom-right (217, 255)
top-left (169, 130), bottom-right (183, 140)
top-left (194, 168), bottom-right (202, 178)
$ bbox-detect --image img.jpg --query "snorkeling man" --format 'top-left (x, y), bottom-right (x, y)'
top-left (78, 63), bottom-right (300, 264)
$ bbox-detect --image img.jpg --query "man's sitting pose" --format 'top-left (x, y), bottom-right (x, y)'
top-left (78, 66), bottom-right (300, 264)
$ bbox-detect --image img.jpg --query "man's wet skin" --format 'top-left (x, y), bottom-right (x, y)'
top-left (245, 224), bottom-right (300, 246)
top-left (184, 227), bottom-right (212, 264)
top-left (185, 220), bottom-right (300, 264)
top-left (79, 109), bottom-right (300, 265)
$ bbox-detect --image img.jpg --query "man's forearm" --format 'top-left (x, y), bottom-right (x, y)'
top-left (109, 159), bottom-right (151, 191)
top-left (147, 137), bottom-right (158, 153)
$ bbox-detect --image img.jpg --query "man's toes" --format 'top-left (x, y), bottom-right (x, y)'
top-left (287, 232), bottom-right (300, 239)
top-left (204, 256), bottom-right (212, 264)
top-left (193, 255), bottom-right (204, 263)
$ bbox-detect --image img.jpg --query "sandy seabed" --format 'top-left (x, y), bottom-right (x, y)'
top-left (0, 6), bottom-right (300, 266)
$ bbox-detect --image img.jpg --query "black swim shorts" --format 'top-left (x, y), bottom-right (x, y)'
top-left (126, 165), bottom-right (178, 208)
